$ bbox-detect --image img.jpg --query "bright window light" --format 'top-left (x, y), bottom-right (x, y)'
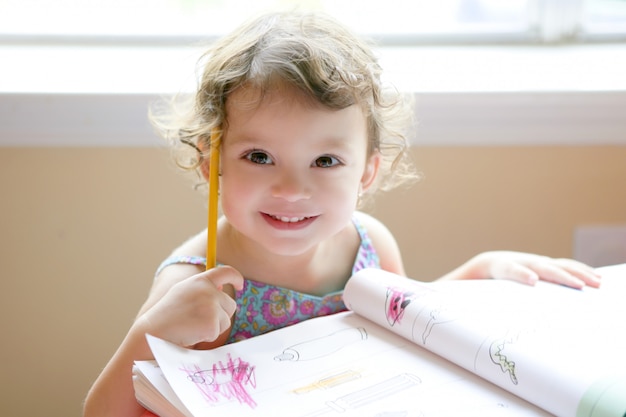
top-left (0, 0), bottom-right (535, 42)
top-left (0, 0), bottom-right (624, 43)
top-left (582, 0), bottom-right (626, 36)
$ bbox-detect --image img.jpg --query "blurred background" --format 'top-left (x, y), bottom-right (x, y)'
top-left (1, 1), bottom-right (626, 415)
top-left (3, 0), bottom-right (626, 42)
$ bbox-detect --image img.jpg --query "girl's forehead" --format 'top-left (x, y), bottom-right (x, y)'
top-left (226, 87), bottom-right (365, 128)
top-left (226, 82), bottom-right (322, 113)
top-left (223, 85), bottom-right (368, 150)
top-left (224, 83), bottom-right (368, 135)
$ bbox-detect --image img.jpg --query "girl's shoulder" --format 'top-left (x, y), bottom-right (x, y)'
top-left (352, 210), bottom-right (392, 241)
top-left (352, 211), bottom-right (406, 276)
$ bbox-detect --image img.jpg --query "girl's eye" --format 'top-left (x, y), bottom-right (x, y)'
top-left (245, 151), bottom-right (273, 165)
top-left (314, 155), bottom-right (341, 168)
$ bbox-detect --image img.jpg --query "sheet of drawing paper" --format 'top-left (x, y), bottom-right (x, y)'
top-left (146, 311), bottom-right (551, 417)
top-left (343, 264), bottom-right (626, 417)
top-left (133, 360), bottom-right (192, 417)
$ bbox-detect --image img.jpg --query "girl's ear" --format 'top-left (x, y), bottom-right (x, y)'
top-left (360, 151), bottom-right (381, 192)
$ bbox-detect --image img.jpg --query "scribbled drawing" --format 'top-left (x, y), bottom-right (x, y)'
top-left (180, 354), bottom-right (258, 408)
top-left (274, 327), bottom-right (367, 361)
top-left (386, 287), bottom-right (416, 326)
top-left (187, 363), bottom-right (254, 385)
top-left (325, 373), bottom-right (422, 412)
top-left (489, 336), bottom-right (519, 385)
top-left (293, 369), bottom-right (362, 394)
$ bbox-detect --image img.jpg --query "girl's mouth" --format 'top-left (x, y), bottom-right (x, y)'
top-left (262, 213), bottom-right (318, 229)
top-left (269, 214), bottom-right (311, 223)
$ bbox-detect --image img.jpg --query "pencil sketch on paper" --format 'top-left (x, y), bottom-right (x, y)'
top-left (292, 369), bottom-right (362, 394)
top-left (326, 373), bottom-right (422, 412)
top-left (489, 335), bottom-right (520, 385)
top-left (402, 295), bottom-right (457, 346)
top-left (180, 353), bottom-right (258, 408)
top-left (299, 373), bottom-right (423, 417)
top-left (274, 327), bottom-right (368, 361)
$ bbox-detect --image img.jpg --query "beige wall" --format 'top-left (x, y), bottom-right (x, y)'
top-left (1, 146), bottom-right (625, 416)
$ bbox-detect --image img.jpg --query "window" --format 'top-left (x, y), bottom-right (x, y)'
top-left (2, 1), bottom-right (625, 146)
top-left (582, 0), bottom-right (626, 39)
top-left (1, 0), bottom-right (625, 44)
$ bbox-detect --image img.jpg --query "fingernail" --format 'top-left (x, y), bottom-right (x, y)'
top-left (527, 274), bottom-right (539, 285)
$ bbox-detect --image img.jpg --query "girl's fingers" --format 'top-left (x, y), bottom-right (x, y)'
top-left (490, 261), bottom-right (539, 286)
top-left (526, 261), bottom-right (586, 289)
top-left (553, 258), bottom-right (602, 288)
top-left (203, 265), bottom-right (245, 291)
top-left (491, 256), bottom-right (602, 289)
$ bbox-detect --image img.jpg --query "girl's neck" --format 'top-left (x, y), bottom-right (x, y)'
top-left (217, 219), bottom-right (359, 296)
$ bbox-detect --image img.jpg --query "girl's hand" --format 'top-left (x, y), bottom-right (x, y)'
top-left (446, 251), bottom-right (602, 289)
top-left (137, 265), bottom-right (244, 348)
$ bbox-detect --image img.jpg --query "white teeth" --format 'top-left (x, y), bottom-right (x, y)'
top-left (271, 215), bottom-right (307, 223)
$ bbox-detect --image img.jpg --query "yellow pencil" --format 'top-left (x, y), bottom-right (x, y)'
top-left (206, 129), bottom-right (220, 270)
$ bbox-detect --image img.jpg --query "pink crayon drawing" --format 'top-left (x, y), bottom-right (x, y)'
top-left (181, 354), bottom-right (258, 408)
top-left (385, 287), bottom-right (416, 326)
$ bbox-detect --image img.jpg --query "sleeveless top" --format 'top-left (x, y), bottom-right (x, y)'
top-left (155, 215), bottom-right (380, 344)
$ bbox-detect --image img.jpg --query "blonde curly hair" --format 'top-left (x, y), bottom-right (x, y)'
top-left (150, 11), bottom-right (419, 202)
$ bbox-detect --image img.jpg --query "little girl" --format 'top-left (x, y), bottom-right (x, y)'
top-left (83, 11), bottom-right (600, 417)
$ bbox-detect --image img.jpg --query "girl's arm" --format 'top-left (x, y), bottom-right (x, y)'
top-left (353, 213), bottom-right (600, 289)
top-left (140, 230), bottom-right (208, 315)
top-left (83, 315), bottom-right (154, 417)
top-left (437, 250), bottom-right (602, 289)
top-left (83, 231), bottom-right (243, 417)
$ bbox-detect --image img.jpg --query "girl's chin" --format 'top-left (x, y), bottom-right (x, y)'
top-left (261, 241), bottom-right (316, 257)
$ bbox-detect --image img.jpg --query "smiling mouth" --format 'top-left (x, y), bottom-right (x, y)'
top-left (268, 214), bottom-right (312, 223)
top-left (262, 213), bottom-right (318, 230)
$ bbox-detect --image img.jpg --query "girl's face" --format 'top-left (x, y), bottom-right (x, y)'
top-left (217, 86), bottom-right (379, 257)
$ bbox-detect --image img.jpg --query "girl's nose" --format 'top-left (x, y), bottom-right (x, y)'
top-left (271, 170), bottom-right (312, 202)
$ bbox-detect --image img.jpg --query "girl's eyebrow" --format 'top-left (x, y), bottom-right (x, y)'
top-left (228, 134), bottom-right (351, 148)
top-left (224, 134), bottom-right (263, 148)
top-left (225, 125), bottom-right (361, 153)
top-left (319, 135), bottom-right (360, 152)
